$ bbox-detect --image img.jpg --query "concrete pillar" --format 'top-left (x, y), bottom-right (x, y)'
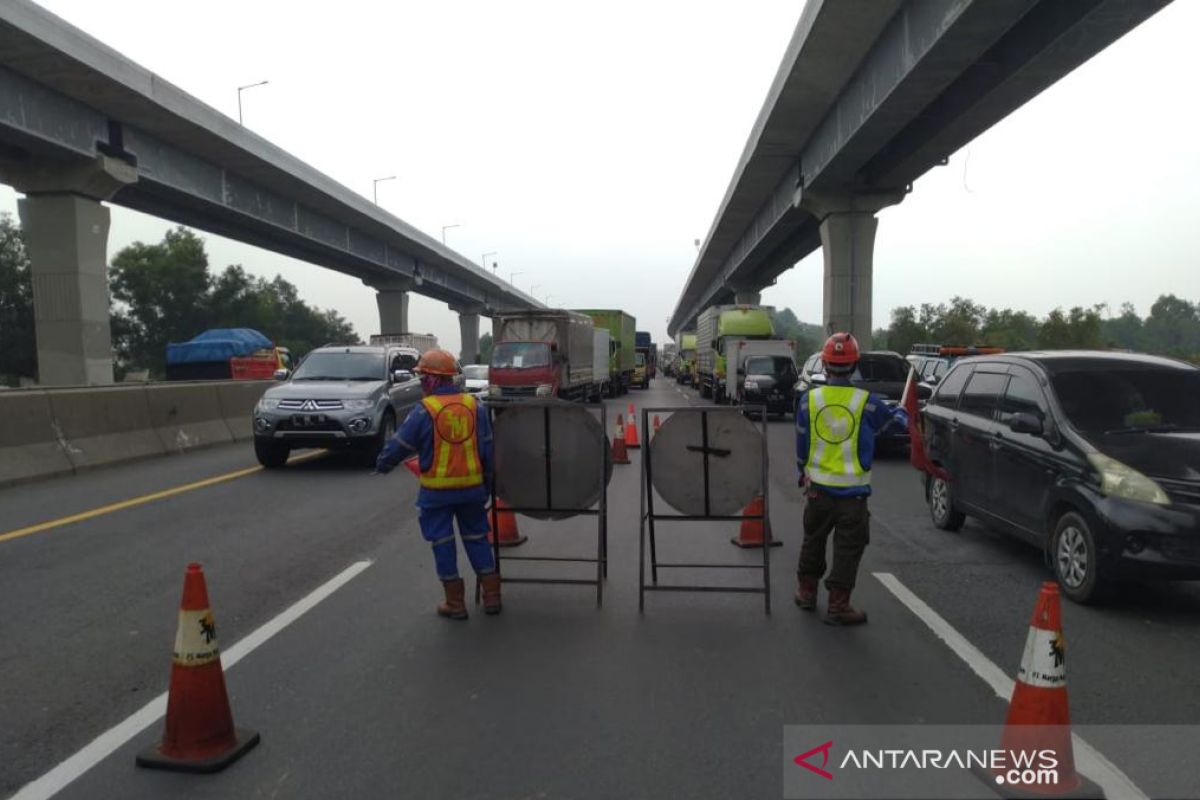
top-left (375, 288), bottom-right (410, 335)
top-left (1, 155), bottom-right (137, 386)
top-left (818, 211), bottom-right (878, 348)
top-left (18, 195), bottom-right (115, 385)
top-left (733, 289), bottom-right (761, 306)
top-left (798, 189), bottom-right (906, 350)
top-left (458, 312), bottom-right (480, 364)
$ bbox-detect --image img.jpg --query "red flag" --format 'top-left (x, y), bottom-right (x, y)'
top-left (402, 456), bottom-right (421, 477)
top-left (904, 367), bottom-right (950, 481)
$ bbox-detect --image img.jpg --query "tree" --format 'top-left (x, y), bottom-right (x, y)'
top-left (981, 308), bottom-right (1039, 350)
top-left (478, 332), bottom-right (493, 364)
top-left (770, 307), bottom-right (822, 357)
top-left (1101, 302), bottom-right (1144, 351)
top-left (1143, 295), bottom-right (1200, 358)
top-left (0, 213), bottom-right (36, 384)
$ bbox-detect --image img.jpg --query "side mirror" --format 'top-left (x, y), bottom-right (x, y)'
top-left (393, 370), bottom-right (414, 383)
top-left (925, 374), bottom-right (941, 385)
top-left (1008, 412), bottom-right (1043, 436)
top-left (273, 368), bottom-right (289, 381)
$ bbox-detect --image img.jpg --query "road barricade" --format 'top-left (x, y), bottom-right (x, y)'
top-left (487, 398), bottom-right (611, 607)
top-left (639, 404), bottom-right (773, 614)
top-left (0, 389), bottom-right (74, 484)
top-left (46, 384), bottom-right (165, 471)
top-left (145, 382), bottom-right (234, 453)
top-left (213, 380), bottom-right (272, 440)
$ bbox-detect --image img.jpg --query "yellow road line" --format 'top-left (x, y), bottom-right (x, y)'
top-left (0, 451), bottom-right (324, 544)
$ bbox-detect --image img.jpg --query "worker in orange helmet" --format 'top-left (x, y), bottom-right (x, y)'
top-left (794, 332), bottom-right (907, 625)
top-left (375, 348), bottom-right (500, 619)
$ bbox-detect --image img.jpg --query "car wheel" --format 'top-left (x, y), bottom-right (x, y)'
top-left (367, 410), bottom-right (396, 465)
top-left (1052, 511), bottom-right (1105, 604)
top-left (254, 438), bottom-right (290, 469)
top-left (928, 475), bottom-right (966, 531)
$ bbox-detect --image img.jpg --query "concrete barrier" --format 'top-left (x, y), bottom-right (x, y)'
top-left (46, 385), bottom-right (166, 471)
top-left (0, 389), bottom-right (75, 484)
top-left (215, 380), bottom-right (272, 441)
top-left (145, 382), bottom-right (235, 453)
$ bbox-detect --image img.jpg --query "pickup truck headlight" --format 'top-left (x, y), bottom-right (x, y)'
top-left (535, 384), bottom-right (554, 397)
top-left (1087, 453), bottom-right (1170, 505)
top-left (744, 380), bottom-right (759, 391)
top-left (487, 384), bottom-right (500, 397)
top-left (343, 398), bottom-right (374, 410)
top-left (256, 397), bottom-right (281, 411)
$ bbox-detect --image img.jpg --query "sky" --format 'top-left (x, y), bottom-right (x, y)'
top-left (3, 0), bottom-right (1199, 354)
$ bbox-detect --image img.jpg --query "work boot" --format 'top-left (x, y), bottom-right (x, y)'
top-left (823, 587), bottom-right (867, 626)
top-left (794, 575), bottom-right (819, 611)
top-left (437, 578), bottom-right (469, 620)
top-left (481, 573), bottom-right (503, 615)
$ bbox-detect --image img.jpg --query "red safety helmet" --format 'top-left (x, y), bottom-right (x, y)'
top-left (821, 332), bottom-right (860, 366)
top-left (416, 348), bottom-right (460, 377)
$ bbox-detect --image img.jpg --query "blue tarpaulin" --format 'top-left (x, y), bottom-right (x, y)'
top-left (166, 328), bottom-right (273, 364)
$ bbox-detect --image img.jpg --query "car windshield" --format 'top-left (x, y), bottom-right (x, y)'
top-left (853, 354), bottom-right (908, 382)
top-left (1051, 364), bottom-right (1200, 434)
top-left (745, 356), bottom-right (796, 377)
top-left (291, 351), bottom-right (383, 381)
top-left (462, 365), bottom-right (488, 380)
top-left (492, 342), bottom-right (550, 369)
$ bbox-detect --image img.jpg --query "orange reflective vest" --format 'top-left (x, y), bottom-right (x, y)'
top-left (420, 393), bottom-right (484, 490)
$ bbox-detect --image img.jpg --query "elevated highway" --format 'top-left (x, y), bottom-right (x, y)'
top-left (668, 0), bottom-right (1172, 344)
top-left (0, 0), bottom-right (539, 384)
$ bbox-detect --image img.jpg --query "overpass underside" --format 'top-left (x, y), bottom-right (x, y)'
top-left (669, 0), bottom-right (1172, 346)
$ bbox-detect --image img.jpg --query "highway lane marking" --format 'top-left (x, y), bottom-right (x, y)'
top-left (11, 559), bottom-right (374, 800)
top-left (873, 572), bottom-right (1149, 800)
top-left (0, 451), bottom-right (324, 544)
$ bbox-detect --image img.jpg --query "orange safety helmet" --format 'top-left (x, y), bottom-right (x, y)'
top-left (821, 332), bottom-right (860, 366)
top-left (416, 348), bottom-right (460, 377)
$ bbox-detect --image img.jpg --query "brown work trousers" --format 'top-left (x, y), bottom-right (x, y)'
top-left (797, 488), bottom-right (870, 590)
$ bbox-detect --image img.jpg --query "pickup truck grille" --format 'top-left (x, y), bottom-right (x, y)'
top-left (278, 399), bottom-right (345, 411)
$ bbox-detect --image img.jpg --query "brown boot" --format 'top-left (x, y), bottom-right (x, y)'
top-left (794, 575), bottom-right (818, 611)
top-left (437, 578), bottom-right (468, 620)
top-left (481, 573), bottom-right (502, 615)
top-left (824, 587), bottom-right (867, 626)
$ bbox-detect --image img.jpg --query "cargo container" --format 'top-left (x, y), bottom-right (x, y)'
top-left (165, 328), bottom-right (292, 381)
top-left (592, 328), bottom-right (612, 400)
top-left (576, 309), bottom-right (635, 395)
top-left (490, 310), bottom-right (595, 401)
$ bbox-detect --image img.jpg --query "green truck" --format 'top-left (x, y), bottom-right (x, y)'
top-left (675, 332), bottom-right (697, 385)
top-left (696, 305), bottom-right (788, 403)
top-left (575, 309), bottom-right (636, 396)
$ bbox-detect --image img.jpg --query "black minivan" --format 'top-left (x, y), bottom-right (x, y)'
top-left (922, 351), bottom-right (1200, 603)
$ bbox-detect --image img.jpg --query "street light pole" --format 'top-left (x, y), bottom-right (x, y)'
top-left (510, 270), bottom-right (523, 285)
top-left (372, 175), bottom-right (396, 204)
top-left (236, 80), bottom-right (269, 125)
top-left (483, 251), bottom-right (497, 272)
top-left (441, 224), bottom-right (461, 244)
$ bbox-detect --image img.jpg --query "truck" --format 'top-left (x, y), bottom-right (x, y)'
top-left (489, 310), bottom-right (596, 401)
top-left (368, 333), bottom-right (439, 353)
top-left (576, 309), bottom-right (636, 396)
top-left (592, 328), bottom-right (612, 401)
top-left (634, 331), bottom-right (656, 388)
top-left (675, 332), bottom-right (697, 385)
top-left (696, 305), bottom-right (788, 404)
top-left (165, 328), bottom-right (292, 381)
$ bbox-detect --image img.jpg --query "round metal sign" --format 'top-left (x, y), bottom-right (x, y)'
top-left (649, 409), bottom-right (763, 516)
top-left (493, 402), bottom-right (611, 520)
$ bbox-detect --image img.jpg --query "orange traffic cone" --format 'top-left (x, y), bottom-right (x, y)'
top-left (137, 563), bottom-right (259, 773)
top-left (487, 497), bottom-right (527, 547)
top-left (986, 582), bottom-right (1098, 797)
top-left (625, 411), bottom-right (640, 450)
top-left (612, 415), bottom-right (630, 464)
top-left (730, 494), bottom-right (782, 548)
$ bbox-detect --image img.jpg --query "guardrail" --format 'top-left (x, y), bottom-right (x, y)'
top-left (0, 380), bottom-right (271, 486)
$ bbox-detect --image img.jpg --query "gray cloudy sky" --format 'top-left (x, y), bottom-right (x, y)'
top-left (3, 0), bottom-right (1198, 353)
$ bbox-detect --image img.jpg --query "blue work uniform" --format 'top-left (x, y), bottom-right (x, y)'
top-left (376, 386), bottom-right (497, 581)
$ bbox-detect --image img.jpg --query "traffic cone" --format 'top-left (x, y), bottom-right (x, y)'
top-left (730, 494), bottom-right (782, 548)
top-left (625, 411), bottom-right (640, 450)
top-left (612, 415), bottom-right (630, 465)
top-left (137, 564), bottom-right (259, 773)
top-left (487, 497), bottom-right (527, 547)
top-left (984, 582), bottom-right (1099, 798)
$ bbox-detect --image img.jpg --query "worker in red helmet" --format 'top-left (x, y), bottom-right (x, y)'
top-left (375, 348), bottom-right (501, 620)
top-left (793, 332), bottom-right (907, 625)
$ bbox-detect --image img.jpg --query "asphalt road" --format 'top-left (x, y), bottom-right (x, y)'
top-left (2, 378), bottom-right (1198, 799)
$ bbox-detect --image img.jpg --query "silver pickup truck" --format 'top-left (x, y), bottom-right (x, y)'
top-left (252, 344), bottom-right (423, 467)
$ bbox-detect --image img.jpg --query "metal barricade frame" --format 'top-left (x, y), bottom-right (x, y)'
top-left (639, 404), bottom-right (772, 615)
top-left (482, 398), bottom-right (609, 607)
